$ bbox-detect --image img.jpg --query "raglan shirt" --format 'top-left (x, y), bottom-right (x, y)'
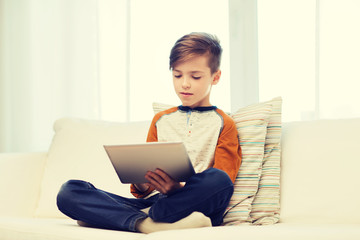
top-left (130, 106), bottom-right (242, 198)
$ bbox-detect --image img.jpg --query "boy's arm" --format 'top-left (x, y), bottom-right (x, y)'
top-left (213, 114), bottom-right (242, 183)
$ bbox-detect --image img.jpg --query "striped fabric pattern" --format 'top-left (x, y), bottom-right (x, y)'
top-left (250, 97), bottom-right (282, 225)
top-left (222, 102), bottom-right (272, 225)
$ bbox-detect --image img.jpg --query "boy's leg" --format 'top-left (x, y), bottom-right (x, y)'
top-left (56, 180), bottom-right (155, 232)
top-left (148, 168), bottom-right (234, 226)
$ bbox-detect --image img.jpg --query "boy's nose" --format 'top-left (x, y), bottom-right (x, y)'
top-left (182, 77), bottom-right (191, 89)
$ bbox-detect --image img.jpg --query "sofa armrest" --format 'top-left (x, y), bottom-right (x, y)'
top-left (0, 152), bottom-right (47, 217)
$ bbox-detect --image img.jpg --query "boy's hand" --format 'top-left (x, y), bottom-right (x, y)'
top-left (145, 168), bottom-right (183, 195)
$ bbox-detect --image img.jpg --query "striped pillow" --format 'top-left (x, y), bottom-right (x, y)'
top-left (250, 97), bottom-right (282, 225)
top-left (222, 102), bottom-right (272, 225)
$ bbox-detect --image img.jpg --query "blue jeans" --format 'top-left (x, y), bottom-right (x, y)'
top-left (56, 168), bottom-right (233, 232)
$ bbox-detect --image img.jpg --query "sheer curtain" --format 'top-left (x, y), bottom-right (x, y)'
top-left (125, 0), bottom-right (230, 122)
top-left (0, 0), bottom-right (231, 152)
top-left (257, 0), bottom-right (360, 122)
top-left (99, 0), bottom-right (231, 122)
top-left (5, 0), bottom-right (356, 152)
top-left (0, 0), bottom-right (100, 152)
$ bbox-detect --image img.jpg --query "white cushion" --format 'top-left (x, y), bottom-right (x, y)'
top-left (35, 118), bottom-right (150, 218)
top-left (0, 217), bottom-right (142, 240)
top-left (280, 119), bottom-right (360, 224)
top-left (138, 223), bottom-right (360, 240)
top-left (1, 217), bottom-right (360, 240)
top-left (0, 153), bottom-right (46, 217)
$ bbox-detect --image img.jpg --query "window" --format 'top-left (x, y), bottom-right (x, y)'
top-left (0, 0), bottom-right (230, 152)
top-left (258, 0), bottom-right (360, 121)
top-left (99, 0), bottom-right (231, 122)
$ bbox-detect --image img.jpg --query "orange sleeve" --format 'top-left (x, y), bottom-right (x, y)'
top-left (213, 109), bottom-right (242, 183)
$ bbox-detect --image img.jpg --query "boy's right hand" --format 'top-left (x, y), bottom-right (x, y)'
top-left (145, 168), bottom-right (183, 195)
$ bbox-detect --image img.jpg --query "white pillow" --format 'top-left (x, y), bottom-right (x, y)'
top-left (35, 118), bottom-right (150, 218)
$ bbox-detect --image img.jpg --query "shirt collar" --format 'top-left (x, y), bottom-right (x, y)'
top-left (178, 105), bottom-right (217, 112)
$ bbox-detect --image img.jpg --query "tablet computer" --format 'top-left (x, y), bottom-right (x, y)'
top-left (104, 142), bottom-right (195, 184)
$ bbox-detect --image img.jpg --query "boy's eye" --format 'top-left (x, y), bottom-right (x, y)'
top-left (174, 75), bottom-right (182, 78)
top-left (192, 76), bottom-right (201, 80)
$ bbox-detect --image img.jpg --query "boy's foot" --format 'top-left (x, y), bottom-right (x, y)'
top-left (136, 211), bottom-right (212, 234)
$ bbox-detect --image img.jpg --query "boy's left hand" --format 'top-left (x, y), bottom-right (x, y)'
top-left (145, 168), bottom-right (183, 195)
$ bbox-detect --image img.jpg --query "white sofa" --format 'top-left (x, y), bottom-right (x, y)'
top-left (1, 117), bottom-right (360, 240)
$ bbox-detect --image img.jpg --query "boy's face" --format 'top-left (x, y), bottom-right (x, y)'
top-left (172, 55), bottom-right (221, 108)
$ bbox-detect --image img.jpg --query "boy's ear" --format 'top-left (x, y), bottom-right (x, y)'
top-left (212, 70), bottom-right (221, 85)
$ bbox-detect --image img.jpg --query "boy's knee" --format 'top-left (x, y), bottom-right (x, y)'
top-left (186, 168), bottom-right (234, 204)
top-left (148, 206), bottom-right (179, 223)
top-left (57, 180), bottom-right (89, 211)
top-left (199, 168), bottom-right (234, 192)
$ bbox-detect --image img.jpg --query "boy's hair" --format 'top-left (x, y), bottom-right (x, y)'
top-left (169, 32), bottom-right (222, 74)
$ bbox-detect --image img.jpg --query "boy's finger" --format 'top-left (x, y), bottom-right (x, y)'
top-left (145, 171), bottom-right (166, 193)
top-left (147, 171), bottom-right (166, 184)
top-left (154, 168), bottom-right (173, 182)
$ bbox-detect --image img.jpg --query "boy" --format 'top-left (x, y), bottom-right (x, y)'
top-left (57, 32), bottom-right (241, 233)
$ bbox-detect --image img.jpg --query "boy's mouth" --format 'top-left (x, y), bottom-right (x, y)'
top-left (180, 92), bottom-right (193, 96)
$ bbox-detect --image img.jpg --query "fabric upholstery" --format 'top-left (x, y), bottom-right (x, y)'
top-left (35, 118), bottom-right (150, 218)
top-left (250, 97), bottom-right (282, 224)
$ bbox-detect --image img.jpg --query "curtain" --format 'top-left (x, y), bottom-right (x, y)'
top-left (229, 0), bottom-right (259, 112)
top-left (257, 0), bottom-right (360, 121)
top-left (0, 0), bottom-right (100, 152)
top-left (0, 0), bottom-right (231, 152)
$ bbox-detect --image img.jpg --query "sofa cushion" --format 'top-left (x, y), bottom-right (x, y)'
top-left (35, 118), bottom-right (150, 218)
top-left (142, 223), bottom-right (360, 240)
top-left (0, 217), bottom-right (142, 240)
top-left (280, 119), bottom-right (360, 224)
top-left (1, 217), bottom-right (360, 240)
top-left (0, 153), bottom-right (46, 217)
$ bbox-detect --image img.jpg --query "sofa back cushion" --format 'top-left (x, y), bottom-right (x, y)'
top-left (35, 118), bottom-right (150, 218)
top-left (280, 119), bottom-right (360, 224)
